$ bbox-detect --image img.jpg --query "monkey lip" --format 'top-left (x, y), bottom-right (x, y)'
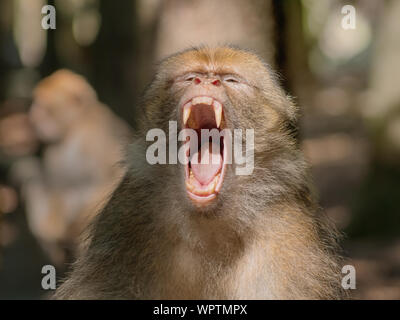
top-left (182, 96), bottom-right (227, 205)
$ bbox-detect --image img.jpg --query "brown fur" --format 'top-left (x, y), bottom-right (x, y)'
top-left (55, 47), bottom-right (345, 299)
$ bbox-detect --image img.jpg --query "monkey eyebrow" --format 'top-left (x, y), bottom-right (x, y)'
top-left (174, 71), bottom-right (250, 85)
top-left (219, 72), bottom-right (243, 81)
top-left (174, 71), bottom-right (206, 82)
top-left (219, 73), bottom-right (253, 87)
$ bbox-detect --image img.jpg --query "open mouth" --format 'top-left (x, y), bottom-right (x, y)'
top-left (182, 96), bottom-right (227, 205)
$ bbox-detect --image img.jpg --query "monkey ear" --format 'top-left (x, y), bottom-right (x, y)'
top-left (65, 81), bottom-right (98, 107)
top-left (70, 90), bottom-right (96, 106)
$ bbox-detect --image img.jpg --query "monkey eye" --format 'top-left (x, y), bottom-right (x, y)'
top-left (184, 74), bottom-right (197, 82)
top-left (222, 75), bottom-right (240, 84)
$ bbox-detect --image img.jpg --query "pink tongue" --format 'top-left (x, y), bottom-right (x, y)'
top-left (191, 142), bottom-right (222, 185)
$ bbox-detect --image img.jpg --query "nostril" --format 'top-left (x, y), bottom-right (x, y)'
top-left (194, 77), bottom-right (201, 85)
top-left (212, 79), bottom-right (221, 86)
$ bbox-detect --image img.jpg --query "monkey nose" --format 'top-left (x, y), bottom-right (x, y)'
top-left (194, 78), bottom-right (221, 87)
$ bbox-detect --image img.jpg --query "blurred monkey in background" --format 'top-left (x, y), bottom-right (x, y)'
top-left (15, 70), bottom-right (131, 265)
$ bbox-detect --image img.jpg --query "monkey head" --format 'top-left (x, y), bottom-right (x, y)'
top-left (140, 47), bottom-right (302, 218)
top-left (30, 70), bottom-right (97, 143)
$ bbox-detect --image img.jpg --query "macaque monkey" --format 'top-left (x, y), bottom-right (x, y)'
top-left (56, 47), bottom-right (345, 299)
top-left (21, 70), bottom-right (131, 265)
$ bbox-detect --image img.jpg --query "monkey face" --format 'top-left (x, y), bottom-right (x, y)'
top-left (30, 70), bottom-right (97, 143)
top-left (30, 92), bottom-right (81, 143)
top-left (30, 97), bottom-right (67, 143)
top-left (146, 47), bottom-right (297, 211)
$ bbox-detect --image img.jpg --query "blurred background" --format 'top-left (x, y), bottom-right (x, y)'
top-left (0, 0), bottom-right (399, 299)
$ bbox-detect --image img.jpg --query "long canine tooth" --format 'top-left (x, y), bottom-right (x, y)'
top-left (183, 102), bottom-right (192, 125)
top-left (192, 96), bottom-right (213, 106)
top-left (213, 100), bottom-right (222, 128)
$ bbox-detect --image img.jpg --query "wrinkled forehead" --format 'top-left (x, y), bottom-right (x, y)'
top-left (160, 47), bottom-right (270, 83)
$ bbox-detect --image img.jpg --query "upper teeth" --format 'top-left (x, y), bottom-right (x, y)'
top-left (183, 96), bottom-right (223, 128)
top-left (192, 96), bottom-right (213, 105)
